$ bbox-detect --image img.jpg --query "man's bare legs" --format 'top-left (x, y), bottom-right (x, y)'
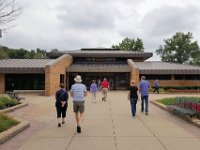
top-left (75, 112), bottom-right (84, 133)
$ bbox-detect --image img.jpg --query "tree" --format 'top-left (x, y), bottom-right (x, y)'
top-left (112, 37), bottom-right (144, 52)
top-left (156, 32), bottom-right (200, 65)
top-left (0, 47), bottom-right (8, 58)
top-left (34, 48), bottom-right (46, 58)
top-left (0, 0), bottom-right (22, 30)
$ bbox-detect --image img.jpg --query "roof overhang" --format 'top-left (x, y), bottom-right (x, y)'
top-left (139, 69), bottom-right (200, 75)
top-left (135, 62), bottom-right (200, 75)
top-left (67, 50), bottom-right (152, 58)
top-left (0, 68), bottom-right (45, 74)
top-left (67, 64), bottom-right (131, 72)
top-left (0, 59), bottom-right (53, 74)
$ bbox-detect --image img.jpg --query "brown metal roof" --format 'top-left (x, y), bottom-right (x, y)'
top-left (0, 59), bottom-right (53, 73)
top-left (1, 59), bottom-right (200, 75)
top-left (67, 64), bottom-right (131, 72)
top-left (47, 50), bottom-right (153, 61)
top-left (66, 50), bottom-right (152, 59)
top-left (134, 61), bottom-right (200, 74)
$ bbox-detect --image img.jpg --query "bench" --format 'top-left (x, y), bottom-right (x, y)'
top-left (167, 105), bottom-right (196, 118)
top-left (7, 92), bottom-right (24, 101)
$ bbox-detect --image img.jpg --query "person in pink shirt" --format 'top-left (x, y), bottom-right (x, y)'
top-left (101, 78), bottom-right (110, 101)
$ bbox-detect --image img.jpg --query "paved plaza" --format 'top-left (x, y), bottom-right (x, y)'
top-left (1, 91), bottom-right (200, 150)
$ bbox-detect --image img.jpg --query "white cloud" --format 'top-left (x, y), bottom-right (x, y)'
top-left (1, 0), bottom-right (200, 61)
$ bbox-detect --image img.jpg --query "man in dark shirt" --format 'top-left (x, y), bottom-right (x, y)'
top-left (128, 80), bottom-right (139, 117)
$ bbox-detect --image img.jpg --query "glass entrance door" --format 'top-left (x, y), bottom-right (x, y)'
top-left (68, 72), bottom-right (129, 90)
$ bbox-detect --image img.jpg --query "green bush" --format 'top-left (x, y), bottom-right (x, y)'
top-left (0, 113), bottom-right (19, 132)
top-left (0, 97), bottom-right (19, 109)
top-left (163, 86), bottom-right (200, 91)
top-left (0, 101), bottom-right (6, 109)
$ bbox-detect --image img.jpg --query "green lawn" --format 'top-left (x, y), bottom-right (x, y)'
top-left (156, 97), bottom-right (177, 105)
top-left (156, 97), bottom-right (200, 106)
top-left (0, 113), bottom-right (19, 133)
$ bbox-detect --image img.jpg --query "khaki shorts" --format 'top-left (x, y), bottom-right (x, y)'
top-left (73, 101), bottom-right (85, 113)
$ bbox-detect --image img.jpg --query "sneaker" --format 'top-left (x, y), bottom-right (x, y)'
top-left (58, 123), bottom-right (61, 127)
top-left (77, 126), bottom-right (81, 133)
top-left (145, 112), bottom-right (148, 115)
top-left (62, 121), bottom-right (65, 124)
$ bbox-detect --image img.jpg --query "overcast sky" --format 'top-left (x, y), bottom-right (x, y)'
top-left (1, 0), bottom-right (200, 60)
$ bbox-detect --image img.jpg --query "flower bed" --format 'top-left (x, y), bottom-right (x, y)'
top-left (157, 97), bottom-right (200, 119)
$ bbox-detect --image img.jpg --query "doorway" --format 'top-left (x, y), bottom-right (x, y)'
top-left (67, 72), bottom-right (129, 90)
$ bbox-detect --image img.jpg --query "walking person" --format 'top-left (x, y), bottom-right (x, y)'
top-left (101, 78), bottom-right (110, 101)
top-left (139, 76), bottom-right (150, 115)
top-left (97, 79), bottom-right (101, 91)
top-left (55, 84), bottom-right (68, 127)
top-left (90, 80), bottom-right (98, 103)
top-left (128, 80), bottom-right (139, 117)
top-left (70, 75), bottom-right (87, 133)
top-left (153, 79), bottom-right (159, 94)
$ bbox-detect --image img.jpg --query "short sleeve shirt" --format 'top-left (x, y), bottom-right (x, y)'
top-left (70, 83), bottom-right (87, 101)
top-left (90, 83), bottom-right (97, 92)
top-left (139, 80), bottom-right (150, 96)
top-left (154, 81), bottom-right (159, 87)
top-left (129, 86), bottom-right (138, 98)
top-left (101, 80), bottom-right (109, 88)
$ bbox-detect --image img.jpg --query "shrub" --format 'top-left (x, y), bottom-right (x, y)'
top-left (0, 101), bottom-right (6, 109)
top-left (163, 86), bottom-right (200, 91)
top-left (0, 113), bottom-right (19, 132)
top-left (0, 96), bottom-right (20, 109)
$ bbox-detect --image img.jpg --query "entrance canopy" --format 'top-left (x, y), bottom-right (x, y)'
top-left (67, 64), bottom-right (131, 72)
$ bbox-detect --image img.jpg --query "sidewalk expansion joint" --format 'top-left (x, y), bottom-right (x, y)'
top-left (108, 101), bottom-right (118, 150)
top-left (65, 132), bottom-right (76, 150)
top-left (137, 115), bottom-right (168, 150)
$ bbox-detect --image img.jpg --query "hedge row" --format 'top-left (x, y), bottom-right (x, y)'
top-left (162, 86), bottom-right (200, 90)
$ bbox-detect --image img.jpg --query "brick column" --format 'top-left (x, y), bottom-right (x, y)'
top-left (0, 74), bottom-right (5, 93)
top-left (127, 59), bottom-right (140, 85)
top-left (45, 54), bottom-right (73, 96)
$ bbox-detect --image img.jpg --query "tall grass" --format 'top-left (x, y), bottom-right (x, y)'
top-left (0, 113), bottom-right (19, 132)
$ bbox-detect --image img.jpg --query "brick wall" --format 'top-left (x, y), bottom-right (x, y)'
top-left (45, 54), bottom-right (73, 96)
top-left (127, 59), bottom-right (140, 85)
top-left (149, 80), bottom-right (200, 87)
top-left (0, 74), bottom-right (5, 93)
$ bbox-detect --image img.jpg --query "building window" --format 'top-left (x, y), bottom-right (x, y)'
top-left (140, 75), bottom-right (171, 80)
top-left (175, 75), bottom-right (200, 80)
top-left (5, 74), bottom-right (45, 91)
top-left (60, 74), bottom-right (65, 84)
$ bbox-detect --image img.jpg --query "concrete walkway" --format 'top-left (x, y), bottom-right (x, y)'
top-left (1, 91), bottom-right (200, 150)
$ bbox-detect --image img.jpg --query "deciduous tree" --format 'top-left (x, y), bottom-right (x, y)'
top-left (112, 37), bottom-right (144, 52)
top-left (156, 32), bottom-right (200, 65)
top-left (0, 0), bottom-right (22, 31)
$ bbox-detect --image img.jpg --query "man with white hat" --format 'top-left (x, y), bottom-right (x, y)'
top-left (70, 75), bottom-right (87, 133)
